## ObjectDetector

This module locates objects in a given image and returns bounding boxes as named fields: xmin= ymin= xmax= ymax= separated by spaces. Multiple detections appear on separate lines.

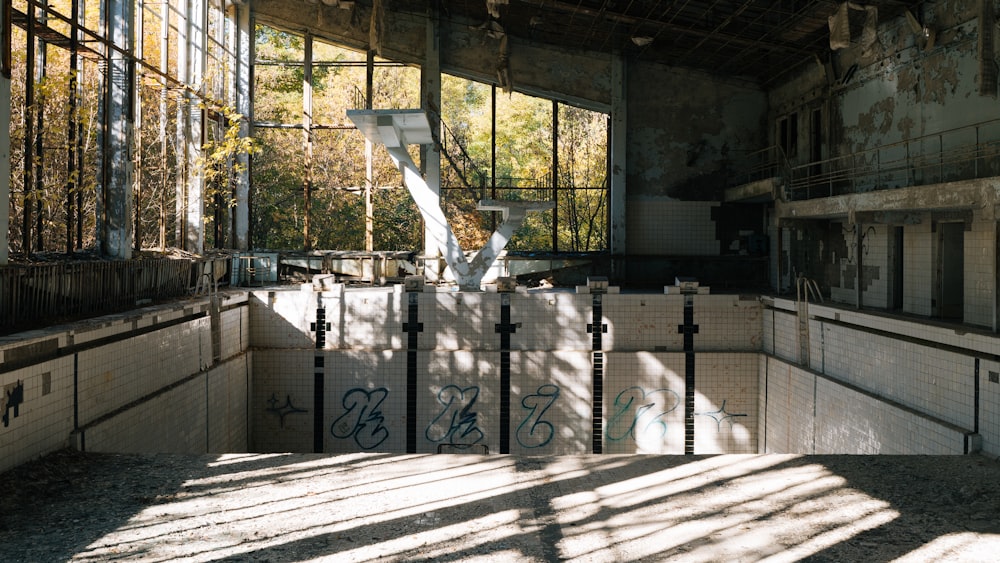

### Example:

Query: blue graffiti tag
xmin=426 ymin=385 xmax=484 ymax=445
xmin=516 ymin=384 xmax=561 ymax=449
xmin=605 ymin=386 xmax=681 ymax=442
xmin=331 ymin=387 xmax=390 ymax=450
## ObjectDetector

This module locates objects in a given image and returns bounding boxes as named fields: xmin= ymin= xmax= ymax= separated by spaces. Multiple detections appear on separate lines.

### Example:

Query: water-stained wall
xmin=771 ymin=0 xmax=1000 ymax=164
xmin=626 ymin=63 xmax=768 ymax=201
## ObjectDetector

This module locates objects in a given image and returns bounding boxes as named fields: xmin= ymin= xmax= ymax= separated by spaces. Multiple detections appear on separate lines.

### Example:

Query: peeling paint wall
xmin=623 ymin=62 xmax=767 ymax=258
xmin=772 ymin=0 xmax=1000 ymax=163
xmin=626 ymin=62 xmax=767 ymax=200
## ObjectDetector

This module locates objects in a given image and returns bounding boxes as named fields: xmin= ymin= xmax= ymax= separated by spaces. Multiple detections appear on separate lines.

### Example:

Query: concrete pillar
xmin=186 ymin=0 xmax=207 ymax=253
xmin=98 ymin=0 xmax=135 ymax=259
xmin=303 ymin=34 xmax=314 ymax=251
xmin=365 ymin=49 xmax=374 ymax=253
xmin=609 ymin=53 xmax=627 ymax=256
xmin=175 ymin=0 xmax=189 ymax=246
xmin=0 ymin=1 xmax=10 ymax=265
xmin=134 ymin=0 xmax=144 ymax=253
xmin=421 ymin=1 xmax=442 ymax=281
xmin=159 ymin=0 xmax=170 ymax=249
xmin=233 ymin=3 xmax=252 ymax=251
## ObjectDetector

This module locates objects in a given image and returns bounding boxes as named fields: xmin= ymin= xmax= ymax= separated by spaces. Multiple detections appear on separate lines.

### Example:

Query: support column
xmin=0 ymin=0 xmax=10 ymax=264
xmin=23 ymin=3 xmax=35 ymax=254
xmin=233 ymin=3 xmax=252 ymax=251
xmin=421 ymin=0 xmax=442 ymax=282
xmin=98 ymin=0 xmax=135 ymax=259
xmin=175 ymin=0 xmax=189 ymax=246
xmin=185 ymin=0 xmax=207 ymax=253
xmin=551 ymin=99 xmax=559 ymax=251
xmin=365 ymin=49 xmax=374 ymax=253
xmin=609 ymin=53 xmax=627 ymax=257
xmin=134 ymin=0 xmax=144 ymax=253
xmin=34 ymin=1 xmax=47 ymax=252
xmin=303 ymin=34 xmax=314 ymax=251
xmin=159 ymin=0 xmax=170 ymax=249
xmin=66 ymin=0 xmax=81 ymax=253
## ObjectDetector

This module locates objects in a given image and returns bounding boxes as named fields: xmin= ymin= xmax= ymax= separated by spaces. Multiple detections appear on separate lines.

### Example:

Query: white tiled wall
xmin=339 ymin=288 xmax=405 ymax=350
xmin=694 ymin=352 xmax=758 ymax=454
xmin=0 ymin=299 xmax=250 ymax=473
xmin=325 ymin=350 xmax=408 ymax=453
xmin=814 ymin=376 xmax=967 ymax=455
xmin=8 ymin=270 xmax=1000 ymax=470
xmin=604 ymin=352 xmax=687 ymax=454
xmin=510 ymin=293 xmax=592 ymax=351
xmin=818 ymin=320 xmax=975 ymax=430
xmin=693 ymin=296 xmax=763 ymax=351
xmin=83 ymin=376 xmax=207 ymax=453
xmin=251 ymin=349 xmax=318 ymax=453
xmin=418 ymin=351 xmax=500 ymax=453
xmin=760 ymin=356 xmax=815 ymax=454
xmin=964 ymin=211 xmax=995 ymax=328
xmin=0 ymin=357 xmax=75 ymax=473
xmin=76 ymin=318 xmax=209 ymax=428
xmin=509 ymin=351 xmax=593 ymax=455
xmin=763 ymin=356 xmax=969 ymax=454
xmin=980 ymin=359 xmax=1000 ymax=457
xmin=208 ymin=358 xmax=250 ymax=452
xmin=602 ymin=294 xmax=684 ymax=351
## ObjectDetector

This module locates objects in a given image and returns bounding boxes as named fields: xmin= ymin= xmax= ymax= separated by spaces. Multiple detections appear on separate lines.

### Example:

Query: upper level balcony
xmin=726 ymin=119 xmax=1000 ymax=220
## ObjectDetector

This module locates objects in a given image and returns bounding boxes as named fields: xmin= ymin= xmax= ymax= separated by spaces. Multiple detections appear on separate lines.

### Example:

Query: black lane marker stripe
xmin=678 ymin=295 xmax=699 ymax=455
xmin=496 ymin=293 xmax=516 ymax=454
xmin=403 ymin=292 xmax=423 ymax=453
xmin=589 ymin=294 xmax=608 ymax=454
xmin=311 ymin=304 xmax=330 ymax=453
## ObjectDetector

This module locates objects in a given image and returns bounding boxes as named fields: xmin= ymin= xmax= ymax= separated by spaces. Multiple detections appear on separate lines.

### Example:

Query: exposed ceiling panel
xmin=387 ymin=0 xmax=925 ymax=85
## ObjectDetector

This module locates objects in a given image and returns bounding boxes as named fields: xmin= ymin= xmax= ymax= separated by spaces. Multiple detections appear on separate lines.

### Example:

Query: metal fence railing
xmin=0 ymin=258 xmax=216 ymax=333
xmin=727 ymin=145 xmax=792 ymax=188
xmin=786 ymin=119 xmax=1000 ymax=200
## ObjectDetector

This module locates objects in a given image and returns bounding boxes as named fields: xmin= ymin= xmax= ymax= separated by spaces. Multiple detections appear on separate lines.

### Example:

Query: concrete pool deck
xmin=2 ymin=450 xmax=999 ymax=562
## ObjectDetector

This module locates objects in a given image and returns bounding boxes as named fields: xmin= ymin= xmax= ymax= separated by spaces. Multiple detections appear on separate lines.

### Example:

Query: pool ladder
xmin=796 ymin=275 xmax=823 ymax=366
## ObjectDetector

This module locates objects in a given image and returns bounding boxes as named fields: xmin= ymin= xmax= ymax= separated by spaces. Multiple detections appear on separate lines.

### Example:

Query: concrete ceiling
xmin=253 ymin=0 xmax=927 ymax=105
xmin=385 ymin=0 xmax=925 ymax=85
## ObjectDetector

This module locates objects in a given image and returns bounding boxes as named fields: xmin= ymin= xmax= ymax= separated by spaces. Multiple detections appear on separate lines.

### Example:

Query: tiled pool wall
xmin=763 ymin=299 xmax=997 ymax=455
xmin=3 ymin=285 xmax=998 ymax=474
xmin=250 ymin=287 xmax=762 ymax=456
xmin=0 ymin=294 xmax=251 ymax=474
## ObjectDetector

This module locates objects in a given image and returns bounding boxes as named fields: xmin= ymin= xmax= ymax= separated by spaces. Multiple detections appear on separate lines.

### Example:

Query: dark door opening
xmin=938 ymin=222 xmax=964 ymax=320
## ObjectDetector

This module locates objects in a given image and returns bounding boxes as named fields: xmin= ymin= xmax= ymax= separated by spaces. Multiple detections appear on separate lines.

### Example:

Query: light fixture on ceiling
xmin=631 ymin=36 xmax=654 ymax=47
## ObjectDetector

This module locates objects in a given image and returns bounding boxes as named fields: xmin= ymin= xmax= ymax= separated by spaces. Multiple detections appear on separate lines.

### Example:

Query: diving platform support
xmin=347 ymin=109 xmax=553 ymax=291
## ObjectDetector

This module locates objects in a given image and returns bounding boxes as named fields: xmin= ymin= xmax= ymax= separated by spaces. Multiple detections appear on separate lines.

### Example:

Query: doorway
xmin=938 ymin=222 xmax=965 ymax=319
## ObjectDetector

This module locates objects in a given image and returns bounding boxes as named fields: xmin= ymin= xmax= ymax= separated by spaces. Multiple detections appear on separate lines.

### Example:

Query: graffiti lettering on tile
xmin=331 ymin=387 xmax=391 ymax=450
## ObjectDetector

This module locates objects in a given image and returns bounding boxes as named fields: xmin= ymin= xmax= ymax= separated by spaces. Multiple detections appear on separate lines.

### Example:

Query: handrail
xmin=728 ymin=145 xmax=793 ymax=188
xmin=796 ymin=275 xmax=823 ymax=305
xmin=786 ymin=118 xmax=1000 ymax=201
xmin=426 ymin=110 xmax=488 ymax=202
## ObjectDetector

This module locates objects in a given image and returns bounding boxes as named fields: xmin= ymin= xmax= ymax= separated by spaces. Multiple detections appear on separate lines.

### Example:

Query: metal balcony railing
xmin=786 ymin=119 xmax=1000 ymax=201
xmin=728 ymin=145 xmax=792 ymax=188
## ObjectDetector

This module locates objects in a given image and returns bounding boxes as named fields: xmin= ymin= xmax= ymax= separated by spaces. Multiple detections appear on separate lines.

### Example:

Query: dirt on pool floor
xmin=1 ymin=449 xmax=1000 ymax=562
